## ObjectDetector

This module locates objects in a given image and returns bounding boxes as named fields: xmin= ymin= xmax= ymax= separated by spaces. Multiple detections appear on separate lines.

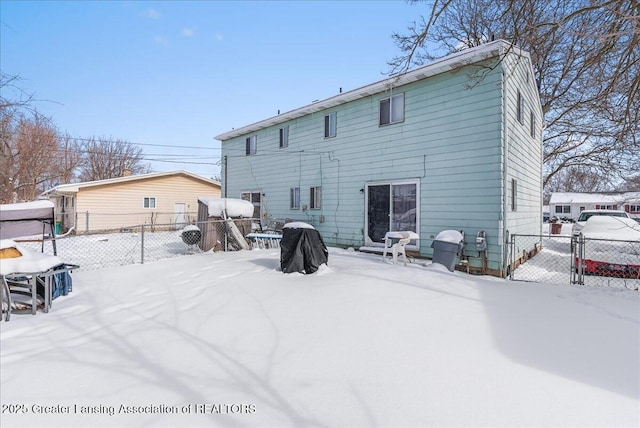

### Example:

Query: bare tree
xmin=543 ymin=166 xmax=611 ymax=201
xmin=618 ymin=175 xmax=640 ymax=192
xmin=78 ymin=136 xmax=152 ymax=181
xmin=0 ymin=111 xmax=62 ymax=202
xmin=0 ymin=105 xmax=19 ymax=203
xmin=390 ymin=0 xmax=639 ymax=188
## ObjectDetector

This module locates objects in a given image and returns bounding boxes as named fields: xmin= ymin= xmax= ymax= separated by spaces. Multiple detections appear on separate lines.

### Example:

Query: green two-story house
xmin=216 ymin=40 xmax=543 ymax=276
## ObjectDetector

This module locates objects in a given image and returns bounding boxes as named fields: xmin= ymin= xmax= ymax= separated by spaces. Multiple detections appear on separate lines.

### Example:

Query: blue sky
xmin=1 ymin=1 xmax=423 ymax=178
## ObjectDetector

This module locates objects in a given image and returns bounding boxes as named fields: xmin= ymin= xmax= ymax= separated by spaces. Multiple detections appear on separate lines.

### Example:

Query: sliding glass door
xmin=366 ymin=180 xmax=419 ymax=245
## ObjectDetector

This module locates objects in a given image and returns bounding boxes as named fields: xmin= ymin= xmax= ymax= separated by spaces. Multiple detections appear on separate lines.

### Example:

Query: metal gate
xmin=509 ymin=233 xmax=639 ymax=290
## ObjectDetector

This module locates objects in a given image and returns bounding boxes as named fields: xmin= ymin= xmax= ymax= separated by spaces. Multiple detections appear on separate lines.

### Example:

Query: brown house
xmin=41 ymin=170 xmax=221 ymax=233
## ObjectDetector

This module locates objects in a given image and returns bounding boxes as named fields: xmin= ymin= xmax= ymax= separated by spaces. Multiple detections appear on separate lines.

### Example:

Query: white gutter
xmin=215 ymin=40 xmax=515 ymax=141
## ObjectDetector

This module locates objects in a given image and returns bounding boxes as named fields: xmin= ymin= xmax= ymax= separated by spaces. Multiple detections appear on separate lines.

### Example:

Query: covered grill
xmin=280 ymin=222 xmax=328 ymax=274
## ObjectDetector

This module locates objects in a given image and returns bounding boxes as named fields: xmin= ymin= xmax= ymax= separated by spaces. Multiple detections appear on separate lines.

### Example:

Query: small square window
xmin=279 ymin=126 xmax=289 ymax=148
xmin=310 ymin=186 xmax=321 ymax=209
xmin=144 ymin=197 xmax=156 ymax=209
xmin=246 ymin=135 xmax=257 ymax=155
xmin=379 ymin=93 xmax=404 ymax=125
xmin=324 ymin=113 xmax=336 ymax=138
xmin=290 ymin=187 xmax=300 ymax=209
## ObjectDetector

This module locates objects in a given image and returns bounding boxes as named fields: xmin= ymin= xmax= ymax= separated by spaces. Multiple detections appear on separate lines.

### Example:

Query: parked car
xmin=572 ymin=209 xmax=632 ymax=235
xmin=575 ymin=216 xmax=640 ymax=278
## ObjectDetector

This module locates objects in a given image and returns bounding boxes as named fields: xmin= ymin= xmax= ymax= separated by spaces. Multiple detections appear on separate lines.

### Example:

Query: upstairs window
xmin=517 ymin=90 xmax=524 ymax=124
xmin=324 ymin=113 xmax=336 ymax=138
xmin=530 ymin=111 xmax=536 ymax=138
xmin=246 ymin=135 xmax=257 ymax=155
xmin=379 ymin=93 xmax=405 ymax=125
xmin=279 ymin=126 xmax=289 ymax=148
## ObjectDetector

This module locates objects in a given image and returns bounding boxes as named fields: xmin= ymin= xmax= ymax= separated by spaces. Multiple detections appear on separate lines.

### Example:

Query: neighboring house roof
xmin=215 ymin=39 xmax=534 ymax=141
xmin=41 ymin=170 xmax=221 ymax=195
xmin=550 ymin=192 xmax=640 ymax=205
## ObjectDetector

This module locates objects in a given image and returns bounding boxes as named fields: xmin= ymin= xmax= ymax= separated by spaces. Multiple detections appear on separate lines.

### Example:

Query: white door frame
xmin=364 ymin=178 xmax=420 ymax=249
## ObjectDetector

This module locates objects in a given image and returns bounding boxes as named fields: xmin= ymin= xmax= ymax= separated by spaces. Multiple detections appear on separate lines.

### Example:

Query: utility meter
xmin=475 ymin=231 xmax=487 ymax=251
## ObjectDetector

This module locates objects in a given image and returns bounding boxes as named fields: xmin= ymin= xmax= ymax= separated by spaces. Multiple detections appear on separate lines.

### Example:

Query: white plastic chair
xmin=382 ymin=232 xmax=413 ymax=266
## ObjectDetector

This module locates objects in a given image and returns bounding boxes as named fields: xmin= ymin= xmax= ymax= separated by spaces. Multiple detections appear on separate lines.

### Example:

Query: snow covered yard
xmin=1 ymin=248 xmax=638 ymax=427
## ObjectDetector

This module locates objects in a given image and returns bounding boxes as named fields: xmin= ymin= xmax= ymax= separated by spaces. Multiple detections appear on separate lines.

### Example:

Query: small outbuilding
xmin=197 ymin=197 xmax=254 ymax=251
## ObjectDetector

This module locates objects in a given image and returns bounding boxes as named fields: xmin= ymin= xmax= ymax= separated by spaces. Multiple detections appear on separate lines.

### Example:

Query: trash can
xmin=431 ymin=230 xmax=464 ymax=272
xmin=55 ymin=220 xmax=62 ymax=235
xmin=550 ymin=223 xmax=562 ymax=234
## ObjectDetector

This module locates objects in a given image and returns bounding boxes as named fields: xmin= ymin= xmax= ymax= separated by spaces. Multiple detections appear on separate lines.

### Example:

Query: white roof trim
xmin=215 ymin=40 xmax=523 ymax=141
xmin=41 ymin=170 xmax=221 ymax=195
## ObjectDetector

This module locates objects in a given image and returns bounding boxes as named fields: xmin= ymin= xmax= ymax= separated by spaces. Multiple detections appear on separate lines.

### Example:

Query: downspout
xmin=501 ymin=65 xmax=510 ymax=277
xmin=223 ymin=155 xmax=228 ymax=198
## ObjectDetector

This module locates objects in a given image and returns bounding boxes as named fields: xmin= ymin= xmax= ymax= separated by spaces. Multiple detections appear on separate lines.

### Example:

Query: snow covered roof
xmin=550 ymin=192 xmax=640 ymax=205
xmin=41 ymin=170 xmax=220 ymax=195
xmin=199 ymin=197 xmax=254 ymax=218
xmin=215 ymin=39 xmax=531 ymax=141
xmin=0 ymin=200 xmax=55 ymax=240
xmin=283 ymin=222 xmax=315 ymax=230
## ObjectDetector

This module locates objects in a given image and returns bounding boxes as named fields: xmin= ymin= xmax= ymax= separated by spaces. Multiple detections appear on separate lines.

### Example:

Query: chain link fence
xmin=510 ymin=233 xmax=639 ymax=290
xmin=61 ymin=211 xmax=199 ymax=235
xmin=17 ymin=218 xmax=266 ymax=271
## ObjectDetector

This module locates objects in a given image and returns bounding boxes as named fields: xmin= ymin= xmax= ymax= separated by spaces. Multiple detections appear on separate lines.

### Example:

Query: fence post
xmin=508 ymin=232 xmax=514 ymax=280
xmin=141 ymin=224 xmax=145 ymax=264
xmin=577 ymin=233 xmax=585 ymax=285
xmin=85 ymin=211 xmax=89 ymax=234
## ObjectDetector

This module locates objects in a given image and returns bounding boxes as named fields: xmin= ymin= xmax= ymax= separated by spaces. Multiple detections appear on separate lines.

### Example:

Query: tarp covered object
xmin=0 ymin=201 xmax=55 ymax=240
xmin=280 ymin=223 xmax=328 ymax=274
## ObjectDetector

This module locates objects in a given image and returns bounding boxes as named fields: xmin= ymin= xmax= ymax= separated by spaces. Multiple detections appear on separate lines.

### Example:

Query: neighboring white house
xmin=550 ymin=192 xmax=640 ymax=221
xmin=41 ymin=171 xmax=221 ymax=233
xmin=216 ymin=40 xmax=543 ymax=277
